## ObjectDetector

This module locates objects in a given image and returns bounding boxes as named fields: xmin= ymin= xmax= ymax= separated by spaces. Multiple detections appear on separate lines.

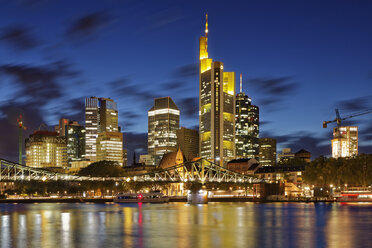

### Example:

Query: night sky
xmin=1 ymin=0 xmax=372 ymax=163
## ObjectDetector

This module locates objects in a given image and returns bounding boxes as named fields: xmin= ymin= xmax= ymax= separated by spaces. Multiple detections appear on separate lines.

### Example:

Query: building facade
xmin=65 ymin=122 xmax=86 ymax=165
xmin=176 ymin=127 xmax=199 ymax=161
xmin=259 ymin=138 xmax=277 ymax=167
xmin=277 ymin=148 xmax=295 ymax=164
xmin=85 ymin=97 xmax=119 ymax=162
xmin=332 ymin=126 xmax=358 ymax=158
xmin=235 ymin=74 xmax=259 ymax=159
xmin=96 ymin=132 xmax=123 ymax=165
xmin=199 ymin=14 xmax=235 ymax=166
xmin=55 ymin=118 xmax=70 ymax=136
xmin=295 ymin=149 xmax=311 ymax=163
xmin=25 ymin=131 xmax=67 ymax=168
xmin=85 ymin=97 xmax=100 ymax=162
xmin=148 ymin=97 xmax=180 ymax=165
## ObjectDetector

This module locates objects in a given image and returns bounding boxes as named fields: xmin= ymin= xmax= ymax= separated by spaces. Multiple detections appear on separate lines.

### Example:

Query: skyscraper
xmin=55 ymin=118 xmax=70 ymax=137
xmin=259 ymin=138 xmax=277 ymax=167
xmin=96 ymin=132 xmax=123 ymax=165
xmin=235 ymin=74 xmax=259 ymax=159
xmin=25 ymin=131 xmax=67 ymax=168
xmin=177 ymin=127 xmax=199 ymax=161
xmin=65 ymin=121 xmax=86 ymax=165
xmin=148 ymin=97 xmax=180 ymax=165
xmin=85 ymin=97 xmax=119 ymax=162
xmin=199 ymin=14 xmax=235 ymax=166
xmin=331 ymin=126 xmax=358 ymax=158
xmin=85 ymin=97 xmax=100 ymax=162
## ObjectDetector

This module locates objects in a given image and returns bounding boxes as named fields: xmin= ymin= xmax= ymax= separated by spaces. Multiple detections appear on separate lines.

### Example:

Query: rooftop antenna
xmin=205 ymin=13 xmax=208 ymax=37
xmin=240 ymin=73 xmax=243 ymax=93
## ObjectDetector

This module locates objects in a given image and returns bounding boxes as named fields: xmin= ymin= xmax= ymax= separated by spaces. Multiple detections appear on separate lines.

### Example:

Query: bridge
xmin=0 ymin=158 xmax=266 ymax=184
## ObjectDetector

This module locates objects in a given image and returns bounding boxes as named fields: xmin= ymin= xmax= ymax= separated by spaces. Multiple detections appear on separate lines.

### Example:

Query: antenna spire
xmin=205 ymin=13 xmax=208 ymax=37
xmin=240 ymin=73 xmax=242 ymax=93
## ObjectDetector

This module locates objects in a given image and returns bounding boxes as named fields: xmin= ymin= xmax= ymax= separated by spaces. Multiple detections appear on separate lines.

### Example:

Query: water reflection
xmin=0 ymin=202 xmax=371 ymax=247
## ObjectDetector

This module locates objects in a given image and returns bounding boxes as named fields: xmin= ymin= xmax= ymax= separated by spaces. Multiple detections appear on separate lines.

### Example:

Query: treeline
xmin=303 ymin=154 xmax=372 ymax=186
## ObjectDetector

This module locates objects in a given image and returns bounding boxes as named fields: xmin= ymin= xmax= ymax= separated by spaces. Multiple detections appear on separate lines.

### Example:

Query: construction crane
xmin=323 ymin=108 xmax=372 ymax=128
xmin=17 ymin=115 xmax=27 ymax=165
xmin=323 ymin=108 xmax=372 ymax=158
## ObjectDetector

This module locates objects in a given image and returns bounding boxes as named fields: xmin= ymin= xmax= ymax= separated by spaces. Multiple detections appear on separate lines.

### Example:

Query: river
xmin=0 ymin=202 xmax=371 ymax=248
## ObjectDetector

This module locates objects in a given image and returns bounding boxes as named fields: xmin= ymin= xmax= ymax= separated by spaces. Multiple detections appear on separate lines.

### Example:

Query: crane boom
xmin=323 ymin=108 xmax=372 ymax=128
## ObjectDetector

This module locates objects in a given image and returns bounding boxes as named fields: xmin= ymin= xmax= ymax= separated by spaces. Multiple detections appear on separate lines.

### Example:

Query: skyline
xmin=1 ymin=1 xmax=372 ymax=163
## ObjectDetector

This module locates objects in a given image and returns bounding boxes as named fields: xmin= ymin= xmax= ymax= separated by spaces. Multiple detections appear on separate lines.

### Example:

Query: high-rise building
xmin=277 ymin=148 xmax=295 ymax=163
xmin=55 ymin=118 xmax=70 ymax=136
xmin=235 ymin=74 xmax=259 ymax=159
xmin=96 ymin=132 xmax=123 ymax=165
xmin=176 ymin=127 xmax=199 ymax=161
xmin=199 ymin=14 xmax=235 ymax=166
xmin=85 ymin=97 xmax=100 ymax=162
xmin=148 ymin=97 xmax=180 ymax=165
xmin=331 ymin=126 xmax=358 ymax=158
xmin=259 ymin=138 xmax=277 ymax=167
xmin=85 ymin=97 xmax=119 ymax=162
xmin=25 ymin=131 xmax=67 ymax=168
xmin=99 ymin=98 xmax=119 ymax=133
xmin=65 ymin=121 xmax=86 ymax=165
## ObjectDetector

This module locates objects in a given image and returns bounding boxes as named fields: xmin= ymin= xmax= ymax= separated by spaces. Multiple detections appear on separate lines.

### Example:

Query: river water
xmin=0 ymin=202 xmax=371 ymax=248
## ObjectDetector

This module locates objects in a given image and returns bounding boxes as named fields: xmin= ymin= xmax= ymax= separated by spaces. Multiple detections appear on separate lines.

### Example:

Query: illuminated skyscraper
xmin=148 ymin=97 xmax=180 ymax=165
xmin=85 ymin=97 xmax=119 ymax=162
xmin=199 ymin=14 xmax=235 ymax=166
xmin=65 ymin=121 xmax=86 ymax=165
xmin=259 ymin=138 xmax=276 ymax=167
xmin=85 ymin=97 xmax=100 ymax=162
xmin=332 ymin=126 xmax=358 ymax=158
xmin=96 ymin=132 xmax=123 ymax=165
xmin=235 ymin=74 xmax=259 ymax=159
xmin=25 ymin=131 xmax=67 ymax=168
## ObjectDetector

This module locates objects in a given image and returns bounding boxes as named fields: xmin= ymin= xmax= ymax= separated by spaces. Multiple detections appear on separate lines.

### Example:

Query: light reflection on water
xmin=0 ymin=202 xmax=371 ymax=248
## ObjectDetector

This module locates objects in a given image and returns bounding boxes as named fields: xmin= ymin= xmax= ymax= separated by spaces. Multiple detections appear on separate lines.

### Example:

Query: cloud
xmin=109 ymin=78 xmax=159 ymax=106
xmin=249 ymin=76 xmax=300 ymax=111
xmin=177 ymin=97 xmax=198 ymax=118
xmin=148 ymin=7 xmax=183 ymax=29
xmin=335 ymin=95 xmax=372 ymax=113
xmin=249 ymin=76 xmax=297 ymax=95
xmin=0 ymin=61 xmax=78 ymax=104
xmin=172 ymin=63 xmax=198 ymax=78
xmin=0 ymin=25 xmax=39 ymax=51
xmin=160 ymin=80 xmax=188 ymax=92
xmin=259 ymin=120 xmax=271 ymax=127
xmin=65 ymin=11 xmax=111 ymax=39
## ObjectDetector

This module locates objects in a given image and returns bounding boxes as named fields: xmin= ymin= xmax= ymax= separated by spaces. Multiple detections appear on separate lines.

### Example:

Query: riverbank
xmin=0 ymin=197 xmax=336 ymax=204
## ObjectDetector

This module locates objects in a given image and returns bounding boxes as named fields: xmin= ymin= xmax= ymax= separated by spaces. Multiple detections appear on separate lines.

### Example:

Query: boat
xmin=114 ymin=192 xmax=170 ymax=203
xmin=335 ymin=187 xmax=372 ymax=202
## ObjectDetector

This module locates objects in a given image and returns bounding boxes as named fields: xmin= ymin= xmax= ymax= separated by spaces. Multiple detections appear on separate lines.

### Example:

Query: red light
xmin=138 ymin=194 xmax=143 ymax=200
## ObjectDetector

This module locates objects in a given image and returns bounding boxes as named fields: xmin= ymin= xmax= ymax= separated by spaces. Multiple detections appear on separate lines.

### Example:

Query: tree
xmin=303 ymin=154 xmax=372 ymax=187
xmin=78 ymin=160 xmax=127 ymax=177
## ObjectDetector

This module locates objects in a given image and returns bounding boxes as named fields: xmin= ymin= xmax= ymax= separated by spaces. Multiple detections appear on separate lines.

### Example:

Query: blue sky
xmin=0 ymin=0 xmax=372 ymax=162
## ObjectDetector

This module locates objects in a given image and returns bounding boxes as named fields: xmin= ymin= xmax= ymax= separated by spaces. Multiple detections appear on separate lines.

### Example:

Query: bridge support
xmin=187 ymin=189 xmax=208 ymax=204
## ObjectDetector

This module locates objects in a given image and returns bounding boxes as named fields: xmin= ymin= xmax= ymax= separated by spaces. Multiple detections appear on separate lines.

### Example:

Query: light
xmin=42 ymin=176 xmax=46 ymax=182
xmin=138 ymin=194 xmax=143 ymax=200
